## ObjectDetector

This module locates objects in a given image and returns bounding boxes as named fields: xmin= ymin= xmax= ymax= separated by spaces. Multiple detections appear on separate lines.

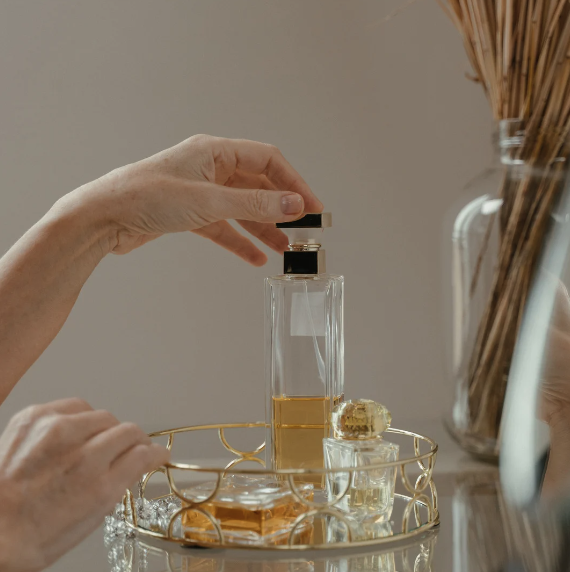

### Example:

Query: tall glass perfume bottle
xmin=265 ymin=213 xmax=344 ymax=485
xmin=323 ymin=399 xmax=399 ymax=520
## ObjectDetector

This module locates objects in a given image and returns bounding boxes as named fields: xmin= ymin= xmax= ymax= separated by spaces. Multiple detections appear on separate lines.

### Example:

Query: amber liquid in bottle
xmin=182 ymin=495 xmax=313 ymax=545
xmin=272 ymin=395 xmax=343 ymax=485
xmin=181 ymin=477 xmax=314 ymax=546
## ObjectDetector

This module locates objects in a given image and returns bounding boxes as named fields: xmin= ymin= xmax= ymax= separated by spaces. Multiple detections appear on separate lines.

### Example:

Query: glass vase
xmin=446 ymin=119 xmax=569 ymax=460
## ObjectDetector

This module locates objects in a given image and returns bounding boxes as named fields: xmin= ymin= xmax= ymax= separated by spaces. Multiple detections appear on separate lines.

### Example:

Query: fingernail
xmin=281 ymin=194 xmax=303 ymax=215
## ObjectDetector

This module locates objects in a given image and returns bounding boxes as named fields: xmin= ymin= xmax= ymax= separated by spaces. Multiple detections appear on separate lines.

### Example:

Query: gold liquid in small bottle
xmin=272 ymin=394 xmax=343 ymax=486
xmin=181 ymin=476 xmax=313 ymax=546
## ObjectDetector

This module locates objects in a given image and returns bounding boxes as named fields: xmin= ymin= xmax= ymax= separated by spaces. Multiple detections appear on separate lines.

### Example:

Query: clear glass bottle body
xmin=265 ymin=274 xmax=344 ymax=483
xmin=323 ymin=437 xmax=399 ymax=520
xmin=445 ymin=119 xmax=567 ymax=459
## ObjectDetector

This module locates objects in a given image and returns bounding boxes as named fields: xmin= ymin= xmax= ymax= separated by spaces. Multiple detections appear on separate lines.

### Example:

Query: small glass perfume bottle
xmin=323 ymin=399 xmax=399 ymax=520
xmin=265 ymin=213 xmax=344 ymax=485
xmin=181 ymin=475 xmax=313 ymax=546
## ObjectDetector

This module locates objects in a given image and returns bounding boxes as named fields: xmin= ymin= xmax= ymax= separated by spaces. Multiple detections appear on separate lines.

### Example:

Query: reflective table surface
xmin=46 ymin=420 xmax=512 ymax=572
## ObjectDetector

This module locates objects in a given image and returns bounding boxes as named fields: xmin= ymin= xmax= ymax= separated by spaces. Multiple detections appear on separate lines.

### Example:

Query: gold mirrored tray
xmin=121 ymin=422 xmax=439 ymax=551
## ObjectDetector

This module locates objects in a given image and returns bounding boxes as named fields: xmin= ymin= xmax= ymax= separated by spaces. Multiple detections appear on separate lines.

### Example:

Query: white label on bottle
xmin=290 ymin=292 xmax=326 ymax=336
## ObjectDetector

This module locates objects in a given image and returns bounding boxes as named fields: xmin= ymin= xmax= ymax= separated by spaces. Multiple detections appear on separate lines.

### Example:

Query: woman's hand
xmin=0 ymin=133 xmax=322 ymax=401
xmin=60 ymin=135 xmax=323 ymax=266
xmin=0 ymin=398 xmax=169 ymax=572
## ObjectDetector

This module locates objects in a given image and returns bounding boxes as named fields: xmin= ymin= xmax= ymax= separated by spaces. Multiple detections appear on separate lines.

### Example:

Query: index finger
xmin=213 ymin=138 xmax=324 ymax=214
xmin=9 ymin=398 xmax=93 ymax=429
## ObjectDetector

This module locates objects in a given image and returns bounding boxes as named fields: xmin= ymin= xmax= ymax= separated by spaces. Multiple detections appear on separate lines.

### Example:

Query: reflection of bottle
xmin=324 ymin=400 xmax=398 ymax=520
xmin=265 ymin=213 xmax=344 ymax=485
xmin=326 ymin=519 xmax=396 ymax=572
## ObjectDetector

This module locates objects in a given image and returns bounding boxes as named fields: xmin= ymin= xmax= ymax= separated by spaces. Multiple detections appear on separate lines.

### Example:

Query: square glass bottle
xmin=181 ymin=475 xmax=314 ymax=546
xmin=265 ymin=213 xmax=344 ymax=486
xmin=323 ymin=400 xmax=399 ymax=520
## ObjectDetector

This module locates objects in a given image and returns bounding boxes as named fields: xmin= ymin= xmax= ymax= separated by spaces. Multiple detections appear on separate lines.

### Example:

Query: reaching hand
xmin=61 ymin=134 xmax=323 ymax=265
xmin=0 ymin=398 xmax=169 ymax=572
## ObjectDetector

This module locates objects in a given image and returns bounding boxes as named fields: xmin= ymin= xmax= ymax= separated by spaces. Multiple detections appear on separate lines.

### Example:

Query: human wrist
xmin=0 ymin=497 xmax=35 ymax=572
xmin=47 ymin=171 xmax=126 ymax=257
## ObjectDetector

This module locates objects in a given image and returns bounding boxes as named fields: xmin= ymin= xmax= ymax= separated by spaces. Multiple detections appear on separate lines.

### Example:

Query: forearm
xmin=0 ymin=184 xmax=114 ymax=404
xmin=0 ymin=134 xmax=320 ymax=405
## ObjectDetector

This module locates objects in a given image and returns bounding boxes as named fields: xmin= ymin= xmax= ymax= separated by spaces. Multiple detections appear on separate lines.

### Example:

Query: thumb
xmin=209 ymin=186 xmax=305 ymax=223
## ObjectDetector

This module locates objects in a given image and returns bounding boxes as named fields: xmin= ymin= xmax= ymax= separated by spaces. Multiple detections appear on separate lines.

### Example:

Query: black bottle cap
xmin=276 ymin=213 xmax=332 ymax=229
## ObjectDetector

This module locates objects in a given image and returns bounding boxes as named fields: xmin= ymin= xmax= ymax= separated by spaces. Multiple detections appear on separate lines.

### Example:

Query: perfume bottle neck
xmin=283 ymin=246 xmax=326 ymax=274
xmin=288 ymin=242 xmax=322 ymax=252
xmin=282 ymin=228 xmax=326 ymax=273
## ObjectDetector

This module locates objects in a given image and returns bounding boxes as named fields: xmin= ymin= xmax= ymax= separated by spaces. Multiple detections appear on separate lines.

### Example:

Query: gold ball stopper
xmin=331 ymin=399 xmax=392 ymax=440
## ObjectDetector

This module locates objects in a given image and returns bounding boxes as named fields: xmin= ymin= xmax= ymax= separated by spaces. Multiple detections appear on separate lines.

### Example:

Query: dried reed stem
xmin=439 ymin=0 xmax=570 ymax=442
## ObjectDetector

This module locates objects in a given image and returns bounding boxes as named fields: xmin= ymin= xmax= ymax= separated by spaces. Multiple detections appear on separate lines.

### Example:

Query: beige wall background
xmin=0 ymin=0 xmax=490 ymax=434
